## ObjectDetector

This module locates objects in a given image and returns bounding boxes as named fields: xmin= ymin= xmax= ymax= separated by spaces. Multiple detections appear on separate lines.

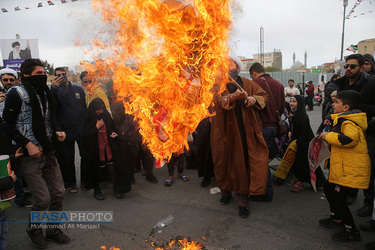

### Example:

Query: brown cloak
xmin=210 ymin=77 xmax=269 ymax=195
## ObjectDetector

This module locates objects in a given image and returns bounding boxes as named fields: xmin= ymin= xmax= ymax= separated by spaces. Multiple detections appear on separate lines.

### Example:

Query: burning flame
xmin=83 ymin=0 xmax=232 ymax=161
xmin=155 ymin=238 xmax=204 ymax=250
xmin=100 ymin=246 xmax=120 ymax=250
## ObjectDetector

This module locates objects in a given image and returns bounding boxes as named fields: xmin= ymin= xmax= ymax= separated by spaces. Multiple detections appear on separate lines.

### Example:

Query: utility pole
xmin=340 ymin=0 xmax=348 ymax=60
xmin=260 ymin=26 xmax=264 ymax=66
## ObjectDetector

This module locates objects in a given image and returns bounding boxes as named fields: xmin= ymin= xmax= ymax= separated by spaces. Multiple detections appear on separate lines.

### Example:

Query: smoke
xmin=229 ymin=0 xmax=244 ymax=57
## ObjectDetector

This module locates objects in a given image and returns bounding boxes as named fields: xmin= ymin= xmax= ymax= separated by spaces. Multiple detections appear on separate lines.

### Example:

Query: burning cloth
xmin=84 ymin=0 xmax=233 ymax=162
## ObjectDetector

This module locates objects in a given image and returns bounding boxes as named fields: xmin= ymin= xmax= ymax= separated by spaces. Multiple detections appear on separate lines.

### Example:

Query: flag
xmin=15 ymin=6 xmax=21 ymax=11
xmin=48 ymin=1 xmax=55 ymax=5
xmin=38 ymin=2 xmax=43 ymax=7
xmin=61 ymin=0 xmax=68 ymax=3
xmin=308 ymin=136 xmax=330 ymax=192
xmin=346 ymin=44 xmax=358 ymax=53
xmin=1 ymin=8 xmax=8 ymax=12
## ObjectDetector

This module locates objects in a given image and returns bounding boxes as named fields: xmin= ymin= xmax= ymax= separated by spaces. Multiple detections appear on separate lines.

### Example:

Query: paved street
xmin=6 ymin=105 xmax=374 ymax=250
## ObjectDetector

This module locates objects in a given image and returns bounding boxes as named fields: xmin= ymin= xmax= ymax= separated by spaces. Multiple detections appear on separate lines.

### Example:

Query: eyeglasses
xmin=344 ymin=64 xmax=359 ymax=69
xmin=56 ymin=73 xmax=67 ymax=77
xmin=83 ymin=80 xmax=92 ymax=84
xmin=2 ymin=78 xmax=15 ymax=83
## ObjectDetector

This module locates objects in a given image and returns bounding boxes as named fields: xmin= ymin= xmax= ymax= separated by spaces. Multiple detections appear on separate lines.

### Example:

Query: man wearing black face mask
xmin=1 ymin=59 xmax=71 ymax=248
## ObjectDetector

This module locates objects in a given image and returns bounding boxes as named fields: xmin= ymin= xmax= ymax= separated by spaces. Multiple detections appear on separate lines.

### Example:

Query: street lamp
xmin=340 ymin=0 xmax=348 ymax=61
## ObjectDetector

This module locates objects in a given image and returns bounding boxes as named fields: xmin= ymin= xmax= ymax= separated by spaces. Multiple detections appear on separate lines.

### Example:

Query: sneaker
xmin=319 ymin=217 xmax=344 ymax=229
xmin=239 ymin=206 xmax=249 ymax=218
xmin=360 ymin=219 xmax=375 ymax=232
xmin=27 ymin=229 xmax=47 ymax=249
xmin=286 ymin=178 xmax=298 ymax=187
xmin=220 ymin=195 xmax=231 ymax=205
xmin=146 ymin=174 xmax=158 ymax=184
xmin=16 ymin=199 xmax=33 ymax=208
xmin=291 ymin=181 xmax=304 ymax=192
xmin=46 ymin=228 xmax=71 ymax=244
xmin=357 ymin=206 xmax=373 ymax=217
xmin=331 ymin=229 xmax=360 ymax=242
xmin=93 ymin=188 xmax=105 ymax=200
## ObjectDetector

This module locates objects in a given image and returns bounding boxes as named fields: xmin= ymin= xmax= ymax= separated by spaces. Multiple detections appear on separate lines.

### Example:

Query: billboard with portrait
xmin=0 ymin=39 xmax=39 ymax=71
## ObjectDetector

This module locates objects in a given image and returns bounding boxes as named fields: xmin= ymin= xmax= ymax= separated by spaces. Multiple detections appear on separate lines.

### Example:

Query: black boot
xmin=94 ymin=188 xmax=104 ymax=200
xmin=46 ymin=228 xmax=71 ymax=244
xmin=27 ymin=228 xmax=47 ymax=249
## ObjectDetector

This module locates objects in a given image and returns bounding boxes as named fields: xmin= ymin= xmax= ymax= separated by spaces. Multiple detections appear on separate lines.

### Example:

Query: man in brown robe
xmin=210 ymin=58 xmax=269 ymax=218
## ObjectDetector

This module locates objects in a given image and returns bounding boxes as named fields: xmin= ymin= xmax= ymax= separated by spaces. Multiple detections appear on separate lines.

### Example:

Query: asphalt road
xmin=6 ymin=104 xmax=374 ymax=250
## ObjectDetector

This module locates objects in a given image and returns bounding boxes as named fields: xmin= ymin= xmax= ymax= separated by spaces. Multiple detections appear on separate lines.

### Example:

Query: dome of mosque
xmin=290 ymin=61 xmax=304 ymax=71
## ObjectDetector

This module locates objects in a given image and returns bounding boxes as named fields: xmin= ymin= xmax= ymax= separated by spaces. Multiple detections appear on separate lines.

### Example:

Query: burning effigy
xmin=83 ymin=0 xmax=232 ymax=162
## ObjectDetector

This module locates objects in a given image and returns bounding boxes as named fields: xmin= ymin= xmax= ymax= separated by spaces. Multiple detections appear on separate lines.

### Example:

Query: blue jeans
xmin=0 ymin=211 xmax=7 ymax=250
xmin=262 ymin=126 xmax=278 ymax=198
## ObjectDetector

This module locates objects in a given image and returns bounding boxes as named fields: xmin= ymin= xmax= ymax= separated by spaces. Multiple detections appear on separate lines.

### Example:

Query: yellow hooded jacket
xmin=326 ymin=110 xmax=371 ymax=189
xmin=85 ymin=83 xmax=111 ymax=112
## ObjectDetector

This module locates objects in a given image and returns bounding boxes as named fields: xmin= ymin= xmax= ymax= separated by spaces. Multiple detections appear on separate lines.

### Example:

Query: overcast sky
xmin=0 ymin=0 xmax=374 ymax=71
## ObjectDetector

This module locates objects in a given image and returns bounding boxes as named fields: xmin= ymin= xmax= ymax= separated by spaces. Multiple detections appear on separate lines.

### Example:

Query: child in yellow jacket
xmin=318 ymin=90 xmax=371 ymax=242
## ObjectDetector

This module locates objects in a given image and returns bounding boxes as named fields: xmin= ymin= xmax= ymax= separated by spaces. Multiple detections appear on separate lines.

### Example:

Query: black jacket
xmin=51 ymin=83 xmax=86 ymax=141
xmin=336 ymin=71 xmax=375 ymax=120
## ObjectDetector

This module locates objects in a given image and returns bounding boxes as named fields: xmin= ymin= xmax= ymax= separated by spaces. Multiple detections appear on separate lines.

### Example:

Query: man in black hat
xmin=364 ymin=54 xmax=375 ymax=75
xmin=8 ymin=40 xmax=31 ymax=60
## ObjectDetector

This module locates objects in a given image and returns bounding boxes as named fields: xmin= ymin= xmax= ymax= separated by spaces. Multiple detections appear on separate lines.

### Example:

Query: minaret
xmin=304 ymin=51 xmax=307 ymax=68
xmin=293 ymin=52 xmax=296 ymax=64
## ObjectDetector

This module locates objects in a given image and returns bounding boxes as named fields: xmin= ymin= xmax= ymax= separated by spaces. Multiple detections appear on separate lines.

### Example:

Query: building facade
xmin=357 ymin=38 xmax=375 ymax=56
xmin=253 ymin=49 xmax=282 ymax=69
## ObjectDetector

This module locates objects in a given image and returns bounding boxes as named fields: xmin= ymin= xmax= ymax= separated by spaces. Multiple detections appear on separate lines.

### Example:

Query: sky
xmin=0 ymin=0 xmax=374 ymax=71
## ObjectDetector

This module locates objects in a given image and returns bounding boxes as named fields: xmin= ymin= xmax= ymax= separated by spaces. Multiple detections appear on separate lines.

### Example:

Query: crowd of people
xmin=0 ymin=54 xmax=374 ymax=249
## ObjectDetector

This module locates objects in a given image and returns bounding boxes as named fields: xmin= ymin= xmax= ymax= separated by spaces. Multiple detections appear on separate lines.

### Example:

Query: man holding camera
xmin=51 ymin=67 xmax=86 ymax=194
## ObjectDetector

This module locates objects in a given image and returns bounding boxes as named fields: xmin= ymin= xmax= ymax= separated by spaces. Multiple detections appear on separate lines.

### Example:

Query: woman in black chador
xmin=287 ymin=95 xmax=326 ymax=192
xmin=81 ymin=98 xmax=131 ymax=200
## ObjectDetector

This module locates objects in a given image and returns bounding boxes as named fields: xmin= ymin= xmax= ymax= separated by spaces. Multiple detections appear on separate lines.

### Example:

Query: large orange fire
xmin=84 ymin=0 xmax=232 ymax=161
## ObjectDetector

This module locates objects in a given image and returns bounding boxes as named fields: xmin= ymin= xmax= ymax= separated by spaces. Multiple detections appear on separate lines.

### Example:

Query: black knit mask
xmin=28 ymin=75 xmax=47 ymax=93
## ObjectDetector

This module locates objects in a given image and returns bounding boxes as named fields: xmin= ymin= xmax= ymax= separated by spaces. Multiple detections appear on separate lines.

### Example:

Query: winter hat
xmin=364 ymin=54 xmax=375 ymax=69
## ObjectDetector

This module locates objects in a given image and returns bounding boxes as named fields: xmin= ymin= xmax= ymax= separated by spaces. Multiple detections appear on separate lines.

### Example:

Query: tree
xmin=41 ymin=60 xmax=54 ymax=75
xmin=264 ymin=66 xmax=282 ymax=72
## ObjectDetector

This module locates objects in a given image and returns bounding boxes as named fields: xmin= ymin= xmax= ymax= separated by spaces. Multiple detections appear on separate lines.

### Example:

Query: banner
xmin=0 ymin=39 xmax=39 ymax=71
xmin=308 ymin=136 xmax=330 ymax=192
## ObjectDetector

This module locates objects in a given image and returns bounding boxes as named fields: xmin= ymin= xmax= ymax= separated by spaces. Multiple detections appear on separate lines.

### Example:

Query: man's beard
xmin=5 ymin=84 xmax=13 ymax=90
xmin=12 ymin=49 xmax=21 ymax=59
xmin=228 ymin=69 xmax=238 ymax=79
xmin=346 ymin=70 xmax=360 ymax=79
